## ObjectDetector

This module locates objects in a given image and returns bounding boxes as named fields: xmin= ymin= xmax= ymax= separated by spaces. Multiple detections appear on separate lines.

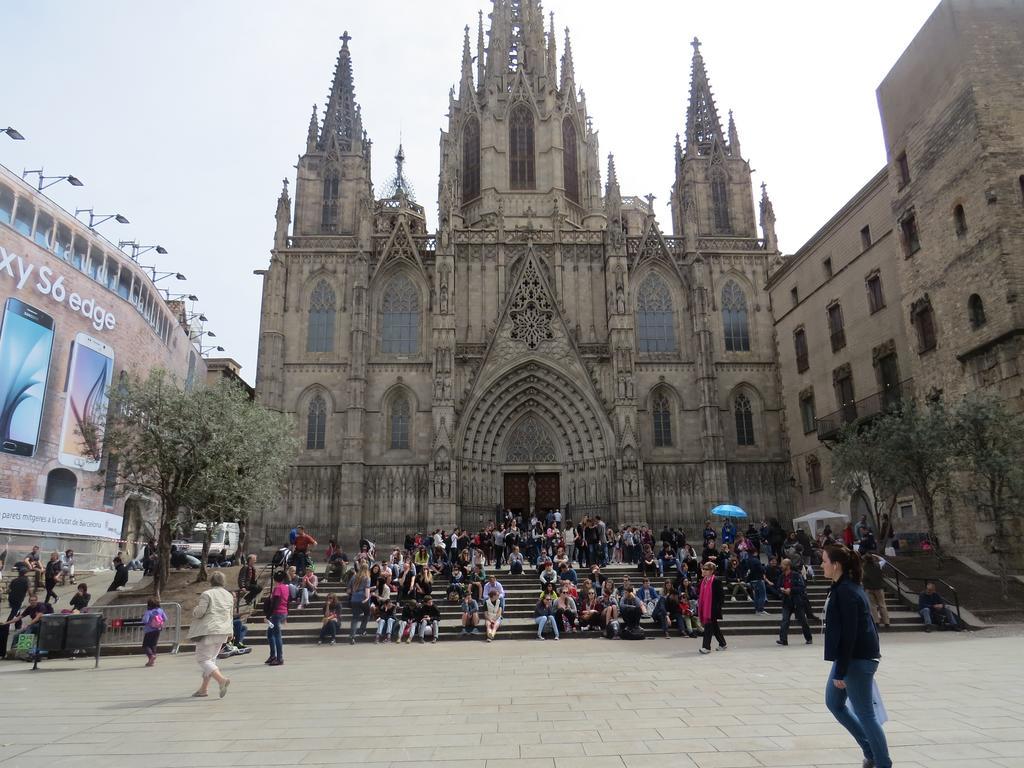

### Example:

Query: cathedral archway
xmin=455 ymin=360 xmax=616 ymax=527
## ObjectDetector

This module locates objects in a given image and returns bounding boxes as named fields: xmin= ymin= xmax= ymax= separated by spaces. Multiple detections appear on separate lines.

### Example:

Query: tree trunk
xmin=238 ymin=519 xmax=248 ymax=563
xmin=155 ymin=512 xmax=172 ymax=601
xmin=196 ymin=527 xmax=213 ymax=583
xmin=920 ymin=492 xmax=944 ymax=565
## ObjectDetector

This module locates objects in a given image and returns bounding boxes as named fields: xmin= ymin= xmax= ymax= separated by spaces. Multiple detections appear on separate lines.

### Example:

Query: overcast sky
xmin=2 ymin=0 xmax=937 ymax=384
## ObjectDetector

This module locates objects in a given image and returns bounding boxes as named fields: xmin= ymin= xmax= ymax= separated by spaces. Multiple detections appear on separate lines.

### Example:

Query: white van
xmin=178 ymin=522 xmax=241 ymax=560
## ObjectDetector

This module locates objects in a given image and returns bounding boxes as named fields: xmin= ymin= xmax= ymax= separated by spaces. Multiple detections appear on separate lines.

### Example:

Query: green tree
xmin=829 ymin=418 xmax=903 ymax=535
xmin=880 ymin=399 xmax=955 ymax=559
xmin=952 ymin=395 xmax=1024 ymax=597
xmin=100 ymin=370 xmax=296 ymax=597
xmin=186 ymin=379 xmax=296 ymax=582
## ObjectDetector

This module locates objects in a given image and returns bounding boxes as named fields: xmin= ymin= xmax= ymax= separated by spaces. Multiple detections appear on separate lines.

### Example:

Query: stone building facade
xmin=767 ymin=170 xmax=916 ymax=525
xmin=253 ymin=3 xmax=790 ymax=546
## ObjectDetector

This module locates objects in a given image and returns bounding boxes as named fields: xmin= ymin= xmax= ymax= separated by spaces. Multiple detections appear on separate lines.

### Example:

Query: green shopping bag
xmin=14 ymin=633 xmax=36 ymax=660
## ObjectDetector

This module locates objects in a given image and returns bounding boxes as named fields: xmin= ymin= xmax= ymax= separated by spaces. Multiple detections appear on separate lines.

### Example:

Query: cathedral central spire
xmin=319 ymin=31 xmax=363 ymax=153
xmin=684 ymin=37 xmax=727 ymax=157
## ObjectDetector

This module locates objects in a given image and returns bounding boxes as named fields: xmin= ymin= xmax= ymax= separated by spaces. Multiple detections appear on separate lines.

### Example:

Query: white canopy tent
xmin=792 ymin=509 xmax=849 ymax=537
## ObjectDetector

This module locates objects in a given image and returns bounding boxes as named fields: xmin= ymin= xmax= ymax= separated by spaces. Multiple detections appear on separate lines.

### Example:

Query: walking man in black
xmin=777 ymin=557 xmax=813 ymax=645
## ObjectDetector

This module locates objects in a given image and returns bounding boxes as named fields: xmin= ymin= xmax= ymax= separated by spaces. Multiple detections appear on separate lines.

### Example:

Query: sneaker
xmin=553 ymin=636 xmax=559 ymax=641
xmin=471 ymin=628 xmax=481 ymax=634
xmin=329 ymin=639 xmax=336 ymax=646
xmin=699 ymin=648 xmax=711 ymax=655
xmin=716 ymin=644 xmax=728 ymax=651
xmin=349 ymin=638 xmax=355 ymax=645
xmin=923 ymin=625 xmax=933 ymax=633
xmin=776 ymin=640 xmax=788 ymax=646
xmin=237 ymin=646 xmax=252 ymax=655
xmin=268 ymin=658 xmax=284 ymax=666
xmin=536 ymin=636 xmax=545 ymax=641
xmin=805 ymin=639 xmax=813 ymax=645
xmin=486 ymin=637 xmax=492 ymax=643
xmin=264 ymin=656 xmax=276 ymax=665
xmin=730 ymin=597 xmax=737 ymax=602
xmin=432 ymin=636 xmax=438 ymax=644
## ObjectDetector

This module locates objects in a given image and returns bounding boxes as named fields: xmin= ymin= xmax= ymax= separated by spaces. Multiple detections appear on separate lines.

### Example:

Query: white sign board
xmin=0 ymin=497 xmax=122 ymax=540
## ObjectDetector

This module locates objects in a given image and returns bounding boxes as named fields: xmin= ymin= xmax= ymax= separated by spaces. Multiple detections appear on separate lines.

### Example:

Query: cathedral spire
xmin=306 ymin=104 xmax=319 ymax=153
xmin=476 ymin=10 xmax=486 ymax=89
xmin=546 ymin=11 xmax=557 ymax=84
xmin=561 ymin=27 xmax=575 ymax=93
xmin=684 ymin=37 xmax=726 ymax=157
xmin=319 ymin=31 xmax=361 ymax=153
xmin=759 ymin=182 xmax=778 ymax=252
xmin=605 ymin=153 xmax=622 ymax=217
xmin=727 ymin=109 xmax=741 ymax=157
xmin=274 ymin=178 xmax=290 ymax=249
xmin=460 ymin=24 xmax=474 ymax=97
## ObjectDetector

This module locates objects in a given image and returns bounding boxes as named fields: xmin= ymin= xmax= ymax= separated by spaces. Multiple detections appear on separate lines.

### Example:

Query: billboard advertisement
xmin=58 ymin=332 xmax=114 ymax=472
xmin=0 ymin=297 xmax=55 ymax=457
xmin=0 ymin=496 xmax=122 ymax=539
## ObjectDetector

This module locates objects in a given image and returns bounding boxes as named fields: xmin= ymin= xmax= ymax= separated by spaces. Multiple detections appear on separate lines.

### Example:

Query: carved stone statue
xmin=615 ymin=286 xmax=626 ymax=314
xmin=439 ymin=281 xmax=449 ymax=314
xmin=528 ymin=469 xmax=537 ymax=513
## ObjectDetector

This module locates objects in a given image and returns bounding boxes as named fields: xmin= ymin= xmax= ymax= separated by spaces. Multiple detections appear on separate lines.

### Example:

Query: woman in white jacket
xmin=189 ymin=571 xmax=234 ymax=698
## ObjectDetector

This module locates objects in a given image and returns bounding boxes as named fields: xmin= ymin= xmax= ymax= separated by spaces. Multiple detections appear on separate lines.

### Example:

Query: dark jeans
xmin=142 ymin=629 xmax=160 ymax=659
xmin=701 ymin=619 xmax=726 ymax=650
xmin=233 ymin=617 xmax=247 ymax=646
xmin=825 ymin=659 xmax=891 ymax=768
xmin=267 ymin=614 xmax=285 ymax=660
xmin=350 ymin=602 xmax=369 ymax=638
xmin=780 ymin=598 xmax=812 ymax=643
xmin=750 ymin=580 xmax=767 ymax=612
xmin=320 ymin=618 xmax=340 ymax=642
xmin=293 ymin=551 xmax=309 ymax=576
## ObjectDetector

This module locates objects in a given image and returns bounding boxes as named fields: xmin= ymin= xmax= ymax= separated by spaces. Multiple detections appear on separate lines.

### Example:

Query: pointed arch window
xmin=637 ymin=273 xmax=676 ymax=353
xmin=462 ymin=117 xmax=480 ymax=203
xmin=390 ymin=396 xmax=411 ymax=450
xmin=307 ymin=280 xmax=336 ymax=353
xmin=321 ymin=171 xmax=340 ymax=232
xmin=381 ymin=275 xmax=420 ymax=354
xmin=652 ymin=393 xmax=673 ymax=447
xmin=711 ymin=170 xmax=731 ymax=233
xmin=562 ymin=118 xmax=579 ymax=204
xmin=722 ymin=280 xmax=750 ymax=352
xmin=306 ymin=394 xmax=326 ymax=450
xmin=735 ymin=393 xmax=755 ymax=446
xmin=968 ymin=294 xmax=986 ymax=329
xmin=509 ymin=104 xmax=535 ymax=190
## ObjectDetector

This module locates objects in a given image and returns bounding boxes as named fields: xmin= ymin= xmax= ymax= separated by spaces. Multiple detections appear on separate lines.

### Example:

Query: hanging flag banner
xmin=0 ymin=496 xmax=122 ymax=539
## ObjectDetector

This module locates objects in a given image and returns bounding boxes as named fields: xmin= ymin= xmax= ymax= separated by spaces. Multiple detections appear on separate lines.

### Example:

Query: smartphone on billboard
xmin=0 ymin=297 xmax=56 ymax=457
xmin=58 ymin=332 xmax=115 ymax=472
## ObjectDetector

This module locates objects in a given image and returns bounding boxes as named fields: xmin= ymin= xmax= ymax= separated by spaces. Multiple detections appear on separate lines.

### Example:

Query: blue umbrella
xmin=711 ymin=504 xmax=747 ymax=518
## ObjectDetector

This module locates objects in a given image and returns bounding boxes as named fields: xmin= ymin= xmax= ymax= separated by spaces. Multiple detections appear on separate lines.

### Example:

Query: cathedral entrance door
xmin=503 ymin=472 xmax=560 ymax=517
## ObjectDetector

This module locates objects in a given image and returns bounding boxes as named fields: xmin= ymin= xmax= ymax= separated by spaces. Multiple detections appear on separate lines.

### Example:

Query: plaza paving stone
xmin=0 ymin=627 xmax=1021 ymax=767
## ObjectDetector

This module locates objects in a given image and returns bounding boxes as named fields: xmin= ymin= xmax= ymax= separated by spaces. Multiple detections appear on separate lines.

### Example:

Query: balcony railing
xmin=815 ymin=379 xmax=912 ymax=441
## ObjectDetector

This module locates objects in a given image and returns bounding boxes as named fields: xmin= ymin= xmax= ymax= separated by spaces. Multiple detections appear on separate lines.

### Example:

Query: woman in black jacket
xmin=822 ymin=545 xmax=891 ymax=768
xmin=696 ymin=562 xmax=727 ymax=654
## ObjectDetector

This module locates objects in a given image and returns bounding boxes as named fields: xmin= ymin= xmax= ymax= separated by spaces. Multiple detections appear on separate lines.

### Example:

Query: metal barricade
xmin=93 ymin=602 xmax=182 ymax=654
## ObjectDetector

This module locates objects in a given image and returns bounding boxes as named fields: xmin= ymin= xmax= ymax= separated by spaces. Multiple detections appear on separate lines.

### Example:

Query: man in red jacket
xmin=292 ymin=526 xmax=318 ymax=576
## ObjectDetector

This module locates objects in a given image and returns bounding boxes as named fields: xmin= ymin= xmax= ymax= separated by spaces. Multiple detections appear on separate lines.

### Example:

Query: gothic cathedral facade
xmin=254 ymin=1 xmax=791 ymax=547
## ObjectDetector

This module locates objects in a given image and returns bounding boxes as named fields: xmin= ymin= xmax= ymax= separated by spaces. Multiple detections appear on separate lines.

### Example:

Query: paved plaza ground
xmin=0 ymin=627 xmax=1021 ymax=768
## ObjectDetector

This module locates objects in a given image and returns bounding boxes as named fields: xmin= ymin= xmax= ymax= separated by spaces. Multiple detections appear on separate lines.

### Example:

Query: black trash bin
xmin=37 ymin=614 xmax=67 ymax=655
xmin=30 ymin=613 xmax=104 ymax=670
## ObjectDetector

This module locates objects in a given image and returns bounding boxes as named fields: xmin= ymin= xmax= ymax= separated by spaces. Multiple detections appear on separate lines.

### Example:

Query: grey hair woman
xmin=188 ymin=571 xmax=235 ymax=698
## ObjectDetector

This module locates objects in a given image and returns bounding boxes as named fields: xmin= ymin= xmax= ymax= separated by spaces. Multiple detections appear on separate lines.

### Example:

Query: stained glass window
xmin=307 ymin=280 xmax=336 ymax=352
xmin=637 ymin=274 xmax=676 ymax=353
xmin=722 ymin=280 xmax=750 ymax=352
xmin=381 ymin=275 xmax=420 ymax=354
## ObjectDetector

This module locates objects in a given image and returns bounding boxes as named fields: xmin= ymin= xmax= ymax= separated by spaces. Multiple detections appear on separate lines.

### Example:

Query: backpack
xmin=148 ymin=611 xmax=166 ymax=631
xmin=262 ymin=593 xmax=281 ymax=618
xmin=605 ymin=619 xmax=621 ymax=639
xmin=621 ymin=624 xmax=646 ymax=640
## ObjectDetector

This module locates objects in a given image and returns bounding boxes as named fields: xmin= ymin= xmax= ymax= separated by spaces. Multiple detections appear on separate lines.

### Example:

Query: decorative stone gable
xmin=505 ymin=415 xmax=558 ymax=463
xmin=509 ymin=259 xmax=555 ymax=350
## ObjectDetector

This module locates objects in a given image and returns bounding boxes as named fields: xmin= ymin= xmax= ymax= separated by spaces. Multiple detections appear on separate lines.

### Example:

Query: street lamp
xmin=200 ymin=344 xmax=225 ymax=356
xmin=165 ymin=292 xmax=199 ymax=303
xmin=186 ymin=311 xmax=208 ymax=323
xmin=119 ymin=240 xmax=167 ymax=261
xmin=22 ymin=169 xmax=83 ymax=191
xmin=75 ymin=208 xmax=129 ymax=228
xmin=147 ymin=270 xmax=186 ymax=283
xmin=2 ymin=127 xmax=25 ymax=140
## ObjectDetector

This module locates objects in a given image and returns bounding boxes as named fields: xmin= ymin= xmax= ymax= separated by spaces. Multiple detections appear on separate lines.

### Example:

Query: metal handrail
xmin=880 ymin=559 xmax=962 ymax=625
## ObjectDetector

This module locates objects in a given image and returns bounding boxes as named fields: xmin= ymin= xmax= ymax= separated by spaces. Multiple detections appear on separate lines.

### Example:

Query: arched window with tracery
xmin=652 ymin=392 xmax=673 ymax=447
xmin=711 ymin=170 xmax=731 ymax=233
xmin=306 ymin=394 xmax=326 ymax=450
xmin=307 ymin=280 xmax=336 ymax=353
xmin=722 ymin=280 xmax=750 ymax=352
xmin=509 ymin=104 xmax=535 ymax=190
xmin=381 ymin=275 xmax=420 ymax=354
xmin=637 ymin=273 xmax=676 ymax=353
xmin=734 ymin=393 xmax=755 ymax=446
xmin=562 ymin=118 xmax=579 ymax=204
xmin=390 ymin=396 xmax=410 ymax=450
xmin=462 ymin=117 xmax=480 ymax=202
xmin=321 ymin=171 xmax=339 ymax=232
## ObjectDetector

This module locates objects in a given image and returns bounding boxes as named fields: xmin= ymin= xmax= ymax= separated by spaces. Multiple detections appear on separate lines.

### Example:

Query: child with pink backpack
xmin=141 ymin=598 xmax=167 ymax=667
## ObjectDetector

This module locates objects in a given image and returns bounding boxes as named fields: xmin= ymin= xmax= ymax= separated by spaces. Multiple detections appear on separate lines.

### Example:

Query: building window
xmin=877 ymin=352 xmax=902 ymax=410
xmin=806 ymin=456 xmax=823 ymax=492
xmin=898 ymin=500 xmax=914 ymax=520
xmin=652 ymin=393 xmax=672 ymax=447
xmin=54 ymin=224 xmax=72 ymax=262
xmin=900 ymin=211 xmax=921 ymax=256
xmin=509 ymin=105 xmax=535 ymax=190
xmin=307 ymin=280 xmax=336 ymax=353
xmin=827 ymin=302 xmax=846 ymax=352
xmin=562 ymin=118 xmax=579 ymax=204
xmin=33 ymin=211 xmax=54 ymax=250
xmin=799 ymin=391 xmax=816 ymax=435
xmin=390 ymin=396 xmax=411 ymax=449
xmin=953 ymin=204 xmax=967 ymax=237
xmin=462 ymin=117 xmax=480 ymax=202
xmin=835 ymin=369 xmax=857 ymax=425
xmin=13 ymin=198 xmax=34 ymax=237
xmin=0 ymin=183 xmax=13 ymax=225
xmin=823 ymin=257 xmax=833 ymax=279
xmin=968 ymin=294 xmax=986 ymax=329
xmin=860 ymin=225 xmax=872 ymax=251
xmin=636 ymin=273 xmax=676 ymax=353
xmin=381 ymin=274 xmax=420 ymax=354
xmin=321 ymin=171 xmax=339 ymax=232
xmin=794 ymin=328 xmax=809 ymax=373
xmin=711 ymin=171 xmax=731 ymax=233
xmin=721 ymin=280 xmax=750 ymax=352
xmin=790 ymin=286 xmax=799 ymax=306
xmin=44 ymin=468 xmax=77 ymax=507
xmin=734 ymin=393 xmax=755 ymax=446
xmin=912 ymin=299 xmax=937 ymax=353
xmin=896 ymin=152 xmax=910 ymax=187
xmin=866 ymin=273 xmax=885 ymax=314
xmin=306 ymin=394 xmax=327 ymax=450
xmin=1019 ymin=175 xmax=1024 ymax=206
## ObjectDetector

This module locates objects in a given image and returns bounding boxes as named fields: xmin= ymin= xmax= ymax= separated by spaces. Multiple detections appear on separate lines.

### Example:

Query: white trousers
xmin=195 ymin=634 xmax=228 ymax=677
